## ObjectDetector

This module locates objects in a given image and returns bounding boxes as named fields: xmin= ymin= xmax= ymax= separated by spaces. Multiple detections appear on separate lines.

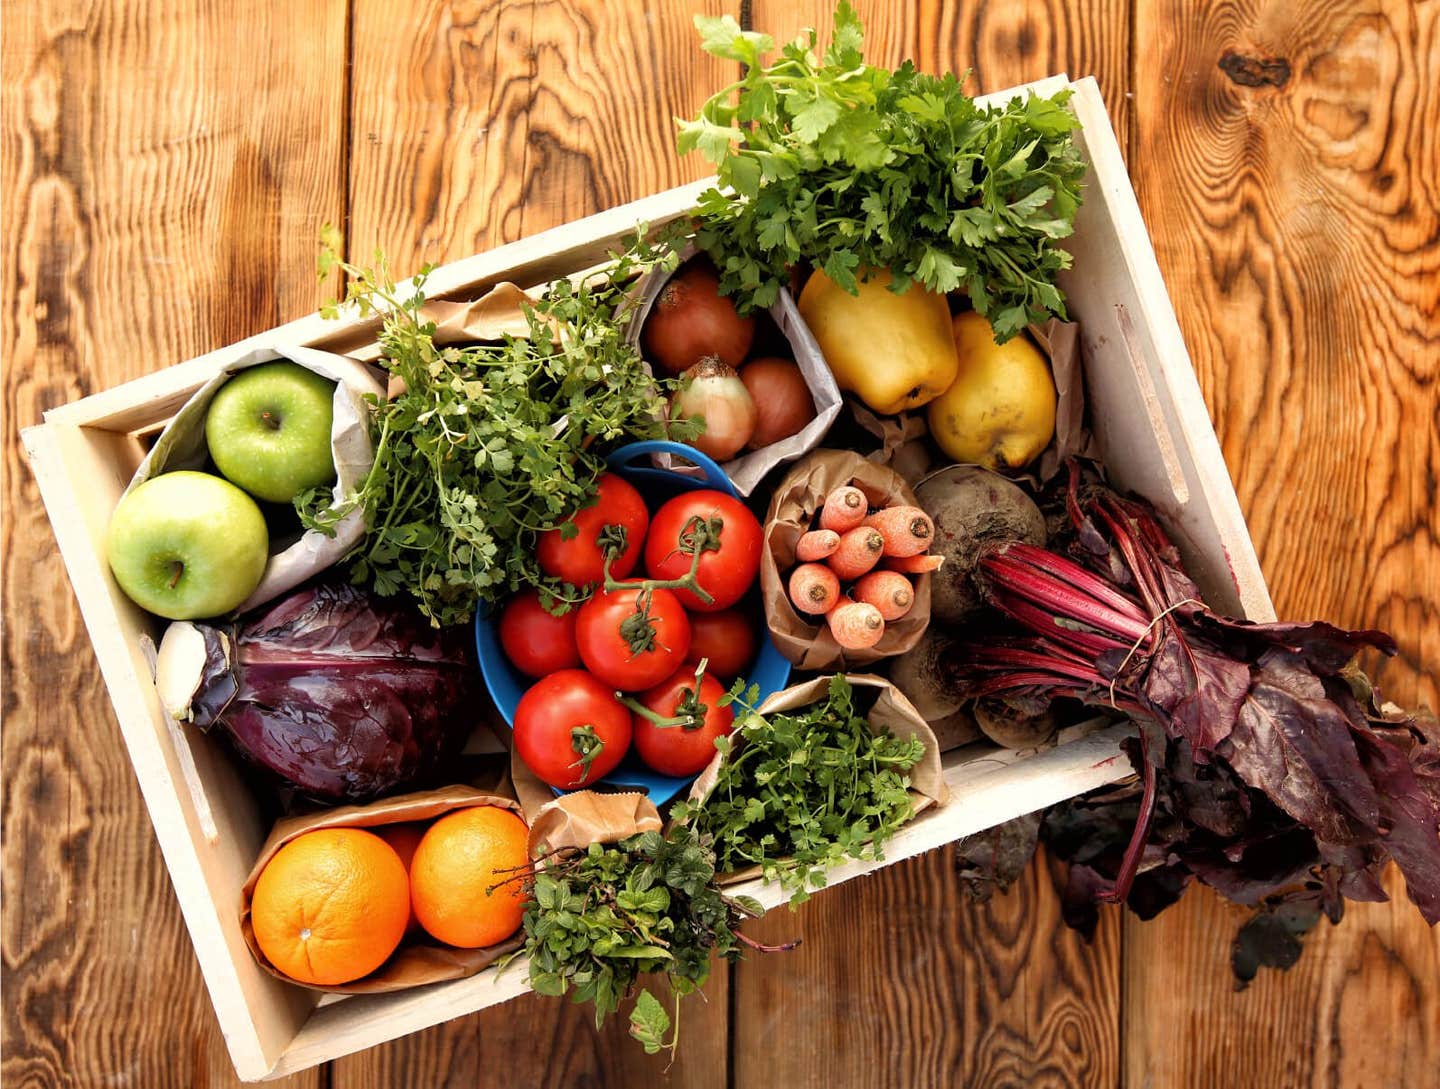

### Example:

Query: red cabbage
xmin=158 ymin=581 xmax=478 ymax=802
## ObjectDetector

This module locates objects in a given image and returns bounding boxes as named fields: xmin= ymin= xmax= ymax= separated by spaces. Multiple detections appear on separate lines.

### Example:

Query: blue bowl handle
xmin=605 ymin=441 xmax=739 ymax=498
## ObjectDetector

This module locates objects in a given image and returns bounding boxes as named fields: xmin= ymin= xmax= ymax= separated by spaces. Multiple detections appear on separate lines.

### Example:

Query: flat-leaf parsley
xmin=677 ymin=2 xmax=1086 ymax=340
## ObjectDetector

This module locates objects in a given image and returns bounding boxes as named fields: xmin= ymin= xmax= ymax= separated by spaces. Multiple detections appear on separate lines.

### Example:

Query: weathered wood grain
xmin=346 ymin=0 xmax=731 ymax=269
xmin=1124 ymin=1 xmax=1440 ymax=1084
xmin=1123 ymin=866 xmax=1440 ymax=1087
xmin=7 ymin=1 xmax=1438 ymax=1086
xmin=731 ymin=847 xmax=1121 ymax=1089
xmin=1 ymin=1 xmax=345 ymax=1086
xmin=744 ymin=0 xmax=916 ymax=68
xmin=332 ymin=983 xmax=729 ymax=1089
xmin=744 ymin=0 xmax=1131 ymax=148
xmin=1129 ymin=0 xmax=1439 ymax=711
xmin=334 ymin=4 xmax=733 ymax=1085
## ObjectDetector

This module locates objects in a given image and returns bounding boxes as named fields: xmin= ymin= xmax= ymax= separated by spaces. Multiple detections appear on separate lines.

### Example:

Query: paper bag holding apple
xmin=121 ymin=345 xmax=384 ymax=615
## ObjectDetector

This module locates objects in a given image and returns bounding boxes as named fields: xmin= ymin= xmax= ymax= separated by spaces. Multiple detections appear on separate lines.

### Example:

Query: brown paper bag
xmin=502 ymin=728 xmax=664 ymax=858
xmin=387 ymin=283 xmax=556 ymax=399
xmin=1030 ymin=319 xmax=1100 ymax=482
xmin=848 ymin=404 xmax=934 ymax=485
xmin=239 ymin=783 xmax=525 ymax=994
xmin=761 ymin=450 xmax=932 ymax=670
xmin=527 ymin=791 xmax=663 ymax=858
xmin=684 ymin=674 xmax=948 ymax=886
xmin=425 ymin=282 xmax=543 ymax=344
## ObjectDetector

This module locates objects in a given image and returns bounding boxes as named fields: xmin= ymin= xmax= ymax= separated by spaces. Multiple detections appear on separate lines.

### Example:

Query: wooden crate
xmin=20 ymin=76 xmax=1272 ymax=1080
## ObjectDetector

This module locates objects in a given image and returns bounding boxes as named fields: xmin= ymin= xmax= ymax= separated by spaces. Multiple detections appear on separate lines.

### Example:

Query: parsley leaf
xmin=303 ymin=225 xmax=700 ymax=626
xmin=679 ymin=1 xmax=1086 ymax=340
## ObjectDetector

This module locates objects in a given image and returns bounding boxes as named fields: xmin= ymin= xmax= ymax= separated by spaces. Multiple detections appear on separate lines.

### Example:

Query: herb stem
xmin=735 ymin=930 xmax=802 ymax=954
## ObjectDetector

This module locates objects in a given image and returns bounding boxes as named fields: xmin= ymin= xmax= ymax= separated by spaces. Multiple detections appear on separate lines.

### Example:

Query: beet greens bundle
xmin=953 ymin=463 xmax=1439 ymax=973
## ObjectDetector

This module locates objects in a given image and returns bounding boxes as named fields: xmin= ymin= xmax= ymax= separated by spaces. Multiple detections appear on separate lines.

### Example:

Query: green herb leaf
xmin=677 ymin=677 xmax=923 ymax=905
xmin=519 ymin=824 xmax=764 ymax=1050
xmin=678 ymin=5 xmax=1085 ymax=338
xmin=629 ymin=990 xmax=672 ymax=1055
xmin=305 ymin=224 xmax=693 ymax=625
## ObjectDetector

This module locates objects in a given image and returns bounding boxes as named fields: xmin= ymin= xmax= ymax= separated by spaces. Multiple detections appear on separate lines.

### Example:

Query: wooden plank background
xmin=3 ymin=1 xmax=1436 ymax=1086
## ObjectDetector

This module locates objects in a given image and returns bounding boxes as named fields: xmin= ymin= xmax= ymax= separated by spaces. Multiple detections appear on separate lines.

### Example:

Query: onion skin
xmin=671 ymin=356 xmax=758 ymax=462
xmin=740 ymin=356 xmax=815 ymax=449
xmin=642 ymin=262 xmax=756 ymax=375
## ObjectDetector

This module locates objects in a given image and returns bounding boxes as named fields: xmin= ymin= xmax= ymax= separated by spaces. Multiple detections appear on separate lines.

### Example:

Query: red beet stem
xmin=1097 ymin=726 xmax=1158 ymax=905
xmin=998 ymin=542 xmax=1152 ymax=625
xmin=981 ymin=546 xmax=1151 ymax=642
xmin=987 ymin=592 xmax=1134 ymax=659
xmin=963 ymin=643 xmax=1110 ymax=688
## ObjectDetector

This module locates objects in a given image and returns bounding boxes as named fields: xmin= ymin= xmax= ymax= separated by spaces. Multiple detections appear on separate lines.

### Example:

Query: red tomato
xmin=643 ymin=491 xmax=762 ymax=612
xmin=683 ymin=608 xmax=758 ymax=680
xmin=498 ymin=591 xmax=580 ymax=678
xmin=537 ymin=474 xmax=649 ymax=586
xmin=576 ymin=587 xmax=691 ymax=691
xmin=513 ymin=670 xmax=631 ymax=789
xmin=631 ymin=669 xmax=735 ymax=778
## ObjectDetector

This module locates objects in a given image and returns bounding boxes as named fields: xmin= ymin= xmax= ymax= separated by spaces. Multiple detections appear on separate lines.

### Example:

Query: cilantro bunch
xmin=304 ymin=227 xmax=696 ymax=627
xmin=677 ymin=2 xmax=1086 ymax=339
xmin=673 ymin=676 xmax=926 ymax=904
xmin=516 ymin=826 xmax=767 ymax=1060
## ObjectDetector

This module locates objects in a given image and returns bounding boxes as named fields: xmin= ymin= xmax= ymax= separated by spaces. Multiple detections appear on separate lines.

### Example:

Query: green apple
xmin=106 ymin=471 xmax=270 ymax=620
xmin=205 ymin=362 xmax=337 ymax=503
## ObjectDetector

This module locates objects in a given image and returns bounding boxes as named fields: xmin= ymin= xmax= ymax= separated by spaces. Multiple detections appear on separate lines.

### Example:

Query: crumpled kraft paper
xmin=238 ymin=781 xmax=525 ymax=994
xmin=123 ymin=344 xmax=383 ymax=614
xmin=426 ymin=282 xmax=541 ymax=343
xmin=526 ymin=790 xmax=663 ymax=859
xmin=682 ymin=673 xmax=948 ymax=886
xmin=1030 ymin=318 xmax=1100 ymax=482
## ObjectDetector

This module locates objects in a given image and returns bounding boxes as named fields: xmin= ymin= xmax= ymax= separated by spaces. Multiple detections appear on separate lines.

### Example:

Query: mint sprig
xmin=514 ymin=825 xmax=762 ymax=1062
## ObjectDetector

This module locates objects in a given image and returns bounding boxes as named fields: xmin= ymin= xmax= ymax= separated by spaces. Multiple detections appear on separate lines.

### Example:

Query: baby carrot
xmin=863 ymin=505 xmax=934 ymax=557
xmin=852 ymin=570 xmax=915 ymax=621
xmin=826 ymin=599 xmax=885 ymax=650
xmin=819 ymin=485 xmax=868 ymax=533
xmin=788 ymin=563 xmax=841 ymax=615
xmin=882 ymin=553 xmax=944 ymax=574
xmin=827 ymin=526 xmax=885 ymax=580
xmin=796 ymin=529 xmax=841 ymax=562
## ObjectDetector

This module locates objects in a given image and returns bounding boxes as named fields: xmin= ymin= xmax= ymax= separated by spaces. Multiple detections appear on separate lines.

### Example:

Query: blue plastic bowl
xmin=475 ymin=440 xmax=792 ymax=803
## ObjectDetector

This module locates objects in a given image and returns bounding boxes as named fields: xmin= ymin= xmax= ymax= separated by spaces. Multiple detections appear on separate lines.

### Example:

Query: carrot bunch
xmin=786 ymin=484 xmax=941 ymax=649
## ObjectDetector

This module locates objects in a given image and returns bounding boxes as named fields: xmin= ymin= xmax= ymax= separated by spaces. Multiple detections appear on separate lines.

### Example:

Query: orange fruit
xmin=251 ymin=828 xmax=410 ymax=986
xmin=410 ymin=806 xmax=530 ymax=949
xmin=375 ymin=821 xmax=428 ymax=933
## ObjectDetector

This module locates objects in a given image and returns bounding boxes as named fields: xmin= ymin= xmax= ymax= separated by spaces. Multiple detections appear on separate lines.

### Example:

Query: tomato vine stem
xmin=617 ymin=660 xmax=712 ymax=730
